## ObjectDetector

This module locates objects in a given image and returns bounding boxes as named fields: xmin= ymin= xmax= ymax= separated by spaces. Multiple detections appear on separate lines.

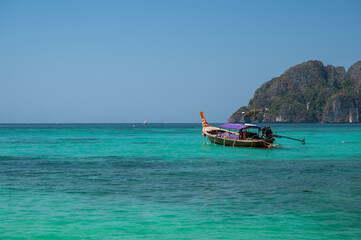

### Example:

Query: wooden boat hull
xmin=207 ymin=135 xmax=271 ymax=148
xmin=203 ymin=126 xmax=274 ymax=149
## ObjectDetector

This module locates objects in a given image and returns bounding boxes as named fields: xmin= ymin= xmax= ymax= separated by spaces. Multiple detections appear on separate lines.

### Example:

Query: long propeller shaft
xmin=272 ymin=134 xmax=305 ymax=145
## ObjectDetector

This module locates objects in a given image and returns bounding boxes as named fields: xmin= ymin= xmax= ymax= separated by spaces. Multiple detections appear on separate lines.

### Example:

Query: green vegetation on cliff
xmin=230 ymin=60 xmax=361 ymax=123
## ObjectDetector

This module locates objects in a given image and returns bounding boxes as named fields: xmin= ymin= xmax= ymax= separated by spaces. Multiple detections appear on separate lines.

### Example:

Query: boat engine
xmin=262 ymin=126 xmax=274 ymax=142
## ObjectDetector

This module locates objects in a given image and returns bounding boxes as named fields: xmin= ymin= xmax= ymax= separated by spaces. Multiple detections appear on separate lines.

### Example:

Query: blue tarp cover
xmin=219 ymin=123 xmax=261 ymax=130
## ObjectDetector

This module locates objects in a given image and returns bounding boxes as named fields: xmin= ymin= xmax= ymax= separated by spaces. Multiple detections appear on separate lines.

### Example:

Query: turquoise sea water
xmin=0 ymin=123 xmax=360 ymax=239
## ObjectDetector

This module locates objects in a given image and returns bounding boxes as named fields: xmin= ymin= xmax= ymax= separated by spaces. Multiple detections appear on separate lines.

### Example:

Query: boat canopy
xmin=219 ymin=123 xmax=261 ymax=131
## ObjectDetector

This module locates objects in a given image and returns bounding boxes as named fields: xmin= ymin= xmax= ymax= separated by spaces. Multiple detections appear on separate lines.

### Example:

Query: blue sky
xmin=0 ymin=0 xmax=360 ymax=123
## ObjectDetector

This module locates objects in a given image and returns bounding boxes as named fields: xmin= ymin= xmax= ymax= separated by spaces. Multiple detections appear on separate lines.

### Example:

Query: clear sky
xmin=1 ymin=0 xmax=360 ymax=123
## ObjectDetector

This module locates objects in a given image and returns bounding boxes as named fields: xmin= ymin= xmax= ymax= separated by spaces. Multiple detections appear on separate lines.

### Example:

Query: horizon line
xmin=0 ymin=122 xmax=360 ymax=125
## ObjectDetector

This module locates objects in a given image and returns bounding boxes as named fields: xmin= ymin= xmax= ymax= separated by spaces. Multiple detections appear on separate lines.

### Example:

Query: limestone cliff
xmin=230 ymin=60 xmax=361 ymax=123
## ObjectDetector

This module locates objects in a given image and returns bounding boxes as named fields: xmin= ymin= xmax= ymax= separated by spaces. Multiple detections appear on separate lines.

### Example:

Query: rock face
xmin=230 ymin=60 xmax=361 ymax=123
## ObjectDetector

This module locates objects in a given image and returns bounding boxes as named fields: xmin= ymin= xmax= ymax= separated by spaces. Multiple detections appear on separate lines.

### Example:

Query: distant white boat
xmin=143 ymin=121 xmax=148 ymax=124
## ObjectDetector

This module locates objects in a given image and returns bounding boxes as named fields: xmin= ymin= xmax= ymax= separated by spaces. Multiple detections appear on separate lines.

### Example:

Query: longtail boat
xmin=200 ymin=112 xmax=305 ymax=149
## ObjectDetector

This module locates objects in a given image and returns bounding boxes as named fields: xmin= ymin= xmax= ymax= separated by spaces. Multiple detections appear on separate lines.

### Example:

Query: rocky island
xmin=230 ymin=60 xmax=361 ymax=123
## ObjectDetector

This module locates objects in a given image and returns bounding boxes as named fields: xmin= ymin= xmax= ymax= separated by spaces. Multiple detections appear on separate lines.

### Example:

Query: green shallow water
xmin=0 ymin=123 xmax=360 ymax=239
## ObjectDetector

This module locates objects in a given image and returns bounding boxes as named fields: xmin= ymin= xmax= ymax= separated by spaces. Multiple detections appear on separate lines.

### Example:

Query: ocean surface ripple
xmin=1 ymin=123 xmax=361 ymax=239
